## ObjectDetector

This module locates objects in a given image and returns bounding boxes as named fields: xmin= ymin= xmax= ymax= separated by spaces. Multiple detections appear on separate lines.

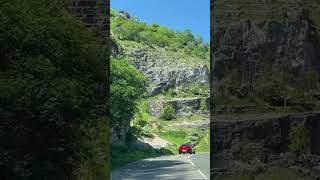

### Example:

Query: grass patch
xmin=160 ymin=130 xmax=188 ymax=146
xmin=159 ymin=129 xmax=189 ymax=154
xmin=195 ymin=131 xmax=210 ymax=152
xmin=111 ymin=145 xmax=170 ymax=170
xmin=160 ymin=114 xmax=205 ymax=126
xmin=159 ymin=127 xmax=210 ymax=153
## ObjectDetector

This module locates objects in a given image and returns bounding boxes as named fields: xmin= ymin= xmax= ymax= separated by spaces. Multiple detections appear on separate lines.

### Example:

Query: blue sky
xmin=111 ymin=0 xmax=210 ymax=43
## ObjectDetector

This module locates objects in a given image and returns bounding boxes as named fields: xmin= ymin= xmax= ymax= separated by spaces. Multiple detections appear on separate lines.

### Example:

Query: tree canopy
xmin=110 ymin=58 xmax=147 ymax=129
xmin=0 ymin=0 xmax=107 ymax=179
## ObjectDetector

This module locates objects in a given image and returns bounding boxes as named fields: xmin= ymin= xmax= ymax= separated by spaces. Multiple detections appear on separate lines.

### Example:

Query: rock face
xmin=211 ymin=112 xmax=320 ymax=177
xmin=121 ymin=43 xmax=209 ymax=96
xmin=148 ymin=97 xmax=209 ymax=118
xmin=212 ymin=0 xmax=320 ymax=94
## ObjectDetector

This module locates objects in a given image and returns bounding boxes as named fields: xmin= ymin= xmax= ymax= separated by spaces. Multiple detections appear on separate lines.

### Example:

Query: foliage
xmin=200 ymin=99 xmax=208 ymax=113
xmin=160 ymin=104 xmax=176 ymax=120
xmin=195 ymin=131 xmax=210 ymax=152
xmin=303 ymin=70 xmax=319 ymax=101
xmin=111 ymin=9 xmax=209 ymax=59
xmin=0 ymin=0 xmax=107 ymax=179
xmin=216 ymin=64 xmax=317 ymax=113
xmin=239 ymin=143 xmax=264 ymax=163
xmin=185 ymin=130 xmax=201 ymax=147
xmin=110 ymin=58 xmax=148 ymax=128
xmin=289 ymin=126 xmax=310 ymax=155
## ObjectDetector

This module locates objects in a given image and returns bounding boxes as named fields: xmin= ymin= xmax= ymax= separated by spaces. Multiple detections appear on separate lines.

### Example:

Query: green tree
xmin=110 ymin=58 xmax=148 ymax=128
xmin=289 ymin=126 xmax=310 ymax=157
xmin=160 ymin=104 xmax=176 ymax=120
xmin=0 ymin=0 xmax=107 ymax=179
xmin=304 ymin=70 xmax=319 ymax=101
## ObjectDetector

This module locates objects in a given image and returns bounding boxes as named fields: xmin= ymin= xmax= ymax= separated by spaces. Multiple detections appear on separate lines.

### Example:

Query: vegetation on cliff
xmin=1 ymin=0 xmax=108 ymax=179
xmin=110 ymin=58 xmax=147 ymax=129
xmin=111 ymin=9 xmax=209 ymax=59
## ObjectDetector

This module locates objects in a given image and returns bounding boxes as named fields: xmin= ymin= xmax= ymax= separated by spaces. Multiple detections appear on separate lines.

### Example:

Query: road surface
xmin=111 ymin=152 xmax=210 ymax=180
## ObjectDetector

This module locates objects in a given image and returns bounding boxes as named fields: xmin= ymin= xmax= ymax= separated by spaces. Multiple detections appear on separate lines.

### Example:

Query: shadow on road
xmin=112 ymin=155 xmax=206 ymax=180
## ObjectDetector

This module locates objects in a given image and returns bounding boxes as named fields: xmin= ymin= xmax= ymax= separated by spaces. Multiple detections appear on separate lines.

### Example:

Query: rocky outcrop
xmin=211 ymin=112 xmax=320 ymax=178
xmin=121 ymin=43 xmax=209 ymax=95
xmin=148 ymin=97 xmax=209 ymax=118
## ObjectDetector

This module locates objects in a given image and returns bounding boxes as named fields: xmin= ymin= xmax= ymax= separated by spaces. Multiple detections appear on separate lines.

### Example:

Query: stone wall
xmin=148 ymin=97 xmax=210 ymax=118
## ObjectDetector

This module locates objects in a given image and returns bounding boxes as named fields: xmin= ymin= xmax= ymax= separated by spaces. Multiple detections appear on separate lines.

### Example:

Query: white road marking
xmin=188 ymin=158 xmax=208 ymax=180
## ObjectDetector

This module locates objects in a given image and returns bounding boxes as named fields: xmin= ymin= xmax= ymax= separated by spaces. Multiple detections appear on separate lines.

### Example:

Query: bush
xmin=200 ymin=100 xmax=208 ymax=113
xmin=160 ymin=104 xmax=176 ymax=120
xmin=289 ymin=126 xmax=310 ymax=155
xmin=239 ymin=143 xmax=264 ymax=163
xmin=185 ymin=131 xmax=201 ymax=147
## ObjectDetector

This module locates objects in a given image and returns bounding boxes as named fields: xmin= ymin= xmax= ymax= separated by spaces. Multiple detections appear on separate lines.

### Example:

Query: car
xmin=178 ymin=144 xmax=195 ymax=154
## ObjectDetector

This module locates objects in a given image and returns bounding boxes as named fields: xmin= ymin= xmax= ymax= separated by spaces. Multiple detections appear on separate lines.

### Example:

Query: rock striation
xmin=120 ymin=42 xmax=209 ymax=96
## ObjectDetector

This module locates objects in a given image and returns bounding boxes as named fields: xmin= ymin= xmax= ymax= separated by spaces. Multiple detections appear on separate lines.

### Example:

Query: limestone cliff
xmin=212 ymin=0 xmax=320 ymax=94
xmin=117 ymin=41 xmax=209 ymax=96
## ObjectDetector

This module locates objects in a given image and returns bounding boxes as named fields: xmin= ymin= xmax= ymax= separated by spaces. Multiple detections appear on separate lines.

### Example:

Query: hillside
xmin=110 ymin=10 xmax=210 ymax=169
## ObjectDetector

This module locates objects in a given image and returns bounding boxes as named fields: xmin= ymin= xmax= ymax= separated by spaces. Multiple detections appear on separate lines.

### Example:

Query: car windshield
xmin=181 ymin=144 xmax=191 ymax=147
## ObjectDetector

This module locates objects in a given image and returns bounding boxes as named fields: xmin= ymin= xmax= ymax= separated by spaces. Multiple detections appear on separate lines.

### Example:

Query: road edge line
xmin=188 ymin=158 xmax=208 ymax=180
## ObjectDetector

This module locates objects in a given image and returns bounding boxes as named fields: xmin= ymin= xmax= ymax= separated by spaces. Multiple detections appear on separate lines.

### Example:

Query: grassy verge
xmin=159 ymin=129 xmax=188 ymax=154
xmin=111 ymin=145 xmax=172 ymax=170
xmin=195 ymin=131 xmax=210 ymax=152
xmin=159 ymin=126 xmax=210 ymax=154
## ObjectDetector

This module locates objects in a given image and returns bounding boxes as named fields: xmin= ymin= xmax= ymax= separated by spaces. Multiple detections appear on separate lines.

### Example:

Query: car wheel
xmin=179 ymin=151 xmax=181 ymax=154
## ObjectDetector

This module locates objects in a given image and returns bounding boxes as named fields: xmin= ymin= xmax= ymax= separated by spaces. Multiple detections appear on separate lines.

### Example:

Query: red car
xmin=178 ymin=144 xmax=195 ymax=154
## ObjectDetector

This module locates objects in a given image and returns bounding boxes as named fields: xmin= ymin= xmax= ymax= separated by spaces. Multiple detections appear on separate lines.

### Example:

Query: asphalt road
xmin=111 ymin=152 xmax=210 ymax=180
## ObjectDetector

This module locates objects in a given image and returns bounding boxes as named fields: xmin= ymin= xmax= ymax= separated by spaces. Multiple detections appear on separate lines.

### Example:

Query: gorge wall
xmin=119 ymin=42 xmax=209 ymax=96
xmin=212 ymin=0 xmax=320 ymax=94
xmin=111 ymin=39 xmax=210 ymax=144
xmin=211 ymin=112 xmax=320 ymax=178
xmin=211 ymin=0 xmax=320 ymax=178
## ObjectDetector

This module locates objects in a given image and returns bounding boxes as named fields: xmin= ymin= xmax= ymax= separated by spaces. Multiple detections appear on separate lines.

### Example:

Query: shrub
xmin=160 ymin=104 xmax=176 ymax=120
xmin=200 ymin=100 xmax=208 ymax=113
xmin=185 ymin=131 xmax=201 ymax=147
xmin=240 ymin=143 xmax=264 ymax=163
xmin=289 ymin=126 xmax=310 ymax=155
